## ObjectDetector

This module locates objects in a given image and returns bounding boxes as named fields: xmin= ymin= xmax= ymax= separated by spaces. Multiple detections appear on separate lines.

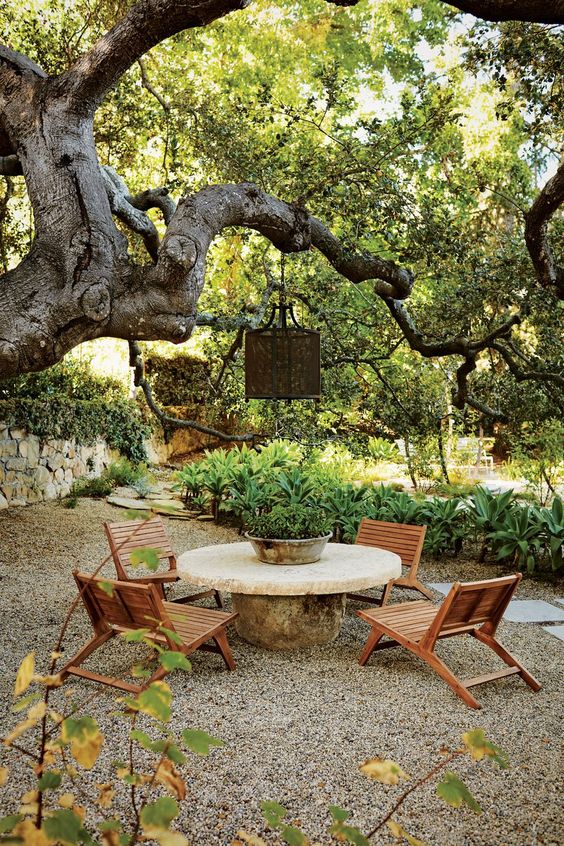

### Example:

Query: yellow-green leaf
xmin=140 ymin=797 xmax=179 ymax=832
xmin=436 ymin=772 xmax=482 ymax=814
xmin=61 ymin=716 xmax=103 ymax=769
xmin=130 ymin=547 xmax=161 ymax=571
xmin=14 ymin=652 xmax=35 ymax=697
xmin=97 ymin=580 xmax=114 ymax=597
xmin=159 ymin=652 xmax=191 ymax=672
xmin=387 ymin=819 xmax=425 ymax=845
xmin=137 ymin=681 xmax=172 ymax=722
xmin=462 ymin=729 xmax=509 ymax=769
xmin=359 ymin=758 xmax=410 ymax=785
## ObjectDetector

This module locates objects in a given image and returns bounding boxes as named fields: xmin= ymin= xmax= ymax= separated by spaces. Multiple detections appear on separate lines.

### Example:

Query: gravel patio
xmin=0 ymin=499 xmax=562 ymax=845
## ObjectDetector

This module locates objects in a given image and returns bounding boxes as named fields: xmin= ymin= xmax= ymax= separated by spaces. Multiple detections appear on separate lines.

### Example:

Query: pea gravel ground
xmin=0 ymin=498 xmax=562 ymax=846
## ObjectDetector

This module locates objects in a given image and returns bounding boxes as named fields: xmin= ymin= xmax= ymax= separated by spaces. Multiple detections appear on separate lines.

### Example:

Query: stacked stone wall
xmin=0 ymin=423 xmax=119 ymax=508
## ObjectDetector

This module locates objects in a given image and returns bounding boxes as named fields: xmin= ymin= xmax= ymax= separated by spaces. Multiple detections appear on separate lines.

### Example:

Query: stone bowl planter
xmin=244 ymin=533 xmax=332 ymax=565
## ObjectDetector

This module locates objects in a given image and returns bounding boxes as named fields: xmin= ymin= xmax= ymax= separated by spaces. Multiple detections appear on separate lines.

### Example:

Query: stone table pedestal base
xmin=232 ymin=592 xmax=346 ymax=650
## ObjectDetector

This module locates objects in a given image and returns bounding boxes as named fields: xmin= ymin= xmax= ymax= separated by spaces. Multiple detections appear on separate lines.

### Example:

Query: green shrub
xmin=0 ymin=358 xmax=151 ymax=461
xmin=71 ymin=476 xmax=114 ymax=498
xmin=246 ymin=504 xmax=332 ymax=539
xmin=103 ymin=458 xmax=152 ymax=488
xmin=367 ymin=436 xmax=402 ymax=463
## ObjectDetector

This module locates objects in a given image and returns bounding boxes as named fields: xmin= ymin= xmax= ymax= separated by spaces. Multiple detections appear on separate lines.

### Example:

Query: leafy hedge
xmin=0 ymin=360 xmax=151 ymax=462
xmin=0 ymin=397 xmax=151 ymax=462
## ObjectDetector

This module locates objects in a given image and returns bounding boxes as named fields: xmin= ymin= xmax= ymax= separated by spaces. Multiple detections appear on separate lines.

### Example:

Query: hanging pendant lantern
xmin=244 ymin=258 xmax=320 ymax=400
xmin=245 ymin=304 xmax=321 ymax=400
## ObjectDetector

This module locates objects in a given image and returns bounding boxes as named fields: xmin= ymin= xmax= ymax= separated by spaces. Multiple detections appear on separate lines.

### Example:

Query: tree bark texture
xmin=0 ymin=0 xmax=562 ymax=400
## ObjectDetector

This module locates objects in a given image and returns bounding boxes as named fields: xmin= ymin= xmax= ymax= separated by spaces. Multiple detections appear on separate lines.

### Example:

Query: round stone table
xmin=177 ymin=542 xmax=401 ymax=650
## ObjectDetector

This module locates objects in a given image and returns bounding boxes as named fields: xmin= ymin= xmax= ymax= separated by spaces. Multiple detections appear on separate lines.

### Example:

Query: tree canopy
xmin=0 ymin=0 xmax=562 ymax=438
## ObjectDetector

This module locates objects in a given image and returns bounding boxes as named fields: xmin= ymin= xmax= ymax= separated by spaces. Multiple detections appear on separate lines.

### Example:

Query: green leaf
xmin=329 ymin=806 xmax=350 ymax=823
xmin=131 ymin=664 xmax=152 ymax=678
xmin=136 ymin=681 xmax=172 ymax=722
xmin=140 ymin=797 xmax=179 ymax=831
xmin=122 ymin=628 xmax=152 ymax=642
xmin=329 ymin=805 xmax=350 ymax=822
xmin=159 ymin=652 xmax=192 ymax=672
xmin=181 ymin=728 xmax=224 ymax=756
xmin=130 ymin=547 xmax=161 ymax=571
xmin=98 ymin=821 xmax=122 ymax=832
xmin=0 ymin=815 xmax=23 ymax=834
xmin=260 ymin=800 xmax=287 ymax=828
xmin=436 ymin=772 xmax=482 ymax=814
xmin=97 ymin=580 xmax=114 ymax=597
xmin=329 ymin=821 xmax=370 ymax=846
xmin=124 ymin=509 xmax=152 ymax=521
xmin=43 ymin=810 xmax=83 ymax=845
xmin=158 ymin=626 xmax=184 ymax=646
xmin=38 ymin=770 xmax=62 ymax=791
xmin=11 ymin=692 xmax=42 ymax=713
xmin=281 ymin=825 xmax=308 ymax=846
xmin=130 ymin=729 xmax=156 ymax=750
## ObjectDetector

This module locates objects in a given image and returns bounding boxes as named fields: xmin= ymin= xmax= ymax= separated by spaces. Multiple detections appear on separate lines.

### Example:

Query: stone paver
xmin=542 ymin=625 xmax=564 ymax=642
xmin=426 ymin=586 xmax=564 ymax=624
xmin=503 ymin=600 xmax=564 ymax=623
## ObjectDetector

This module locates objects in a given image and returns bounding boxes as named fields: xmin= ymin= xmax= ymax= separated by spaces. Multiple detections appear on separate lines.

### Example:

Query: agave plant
xmin=172 ymin=463 xmax=204 ymax=504
xmin=321 ymin=483 xmax=370 ymax=542
xmin=420 ymin=497 xmax=468 ymax=556
xmin=536 ymin=497 xmax=564 ymax=571
xmin=488 ymin=506 xmax=544 ymax=573
xmin=379 ymin=492 xmax=423 ymax=525
xmin=273 ymin=468 xmax=319 ymax=506
xmin=467 ymin=486 xmax=515 ymax=561
xmin=367 ymin=436 xmax=402 ymax=464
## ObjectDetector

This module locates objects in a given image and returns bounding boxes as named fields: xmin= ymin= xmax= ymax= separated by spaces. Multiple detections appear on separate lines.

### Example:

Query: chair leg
xmin=213 ymin=630 xmax=236 ymax=670
xmin=379 ymin=580 xmax=395 ymax=606
xmin=59 ymin=630 xmax=114 ymax=680
xmin=412 ymin=580 xmax=435 ymax=601
xmin=358 ymin=628 xmax=386 ymax=666
xmin=214 ymin=590 xmax=223 ymax=609
xmin=420 ymin=649 xmax=482 ymax=709
xmin=472 ymin=629 xmax=541 ymax=691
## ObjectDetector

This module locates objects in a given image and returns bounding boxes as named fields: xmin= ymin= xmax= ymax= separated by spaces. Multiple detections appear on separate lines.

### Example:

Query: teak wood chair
xmin=347 ymin=518 xmax=433 ymax=606
xmin=357 ymin=574 xmax=541 ymax=709
xmin=60 ymin=571 xmax=238 ymax=693
xmin=104 ymin=516 xmax=222 ymax=607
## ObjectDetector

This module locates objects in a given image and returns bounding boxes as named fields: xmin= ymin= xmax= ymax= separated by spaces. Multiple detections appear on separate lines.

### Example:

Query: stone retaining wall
xmin=0 ymin=423 xmax=119 ymax=508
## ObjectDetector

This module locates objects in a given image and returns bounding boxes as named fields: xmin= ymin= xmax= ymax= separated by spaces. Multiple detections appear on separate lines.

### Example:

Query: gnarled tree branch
xmin=524 ymin=158 xmax=564 ymax=298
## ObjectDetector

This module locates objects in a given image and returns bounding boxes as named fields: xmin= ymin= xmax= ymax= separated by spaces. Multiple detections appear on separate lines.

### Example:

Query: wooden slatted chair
xmin=347 ymin=518 xmax=433 ymax=606
xmin=357 ymin=574 xmax=541 ymax=709
xmin=60 ymin=571 xmax=238 ymax=693
xmin=104 ymin=516 xmax=222 ymax=607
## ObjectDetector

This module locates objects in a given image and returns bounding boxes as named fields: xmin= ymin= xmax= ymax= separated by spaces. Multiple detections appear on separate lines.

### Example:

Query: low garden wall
xmin=0 ymin=423 xmax=120 ymax=508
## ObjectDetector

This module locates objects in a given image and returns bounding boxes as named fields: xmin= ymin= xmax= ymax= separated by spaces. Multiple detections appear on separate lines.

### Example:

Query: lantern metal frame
xmin=244 ymin=301 xmax=321 ymax=401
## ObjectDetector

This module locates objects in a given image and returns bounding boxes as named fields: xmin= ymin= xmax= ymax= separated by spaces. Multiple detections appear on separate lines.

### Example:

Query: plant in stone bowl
xmin=245 ymin=504 xmax=333 ymax=564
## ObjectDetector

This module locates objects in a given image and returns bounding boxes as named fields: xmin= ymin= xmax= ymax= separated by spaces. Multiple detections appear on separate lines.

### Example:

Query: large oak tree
xmin=0 ymin=0 xmax=562 ymax=432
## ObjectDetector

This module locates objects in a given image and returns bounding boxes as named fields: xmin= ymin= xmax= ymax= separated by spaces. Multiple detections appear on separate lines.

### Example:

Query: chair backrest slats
xmin=74 ymin=572 xmax=166 ymax=632
xmin=104 ymin=517 xmax=176 ymax=578
xmin=355 ymin=519 xmax=425 ymax=568
xmin=424 ymin=575 xmax=521 ymax=645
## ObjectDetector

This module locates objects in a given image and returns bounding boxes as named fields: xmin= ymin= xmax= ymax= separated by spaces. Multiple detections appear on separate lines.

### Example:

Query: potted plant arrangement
xmin=245 ymin=503 xmax=333 ymax=564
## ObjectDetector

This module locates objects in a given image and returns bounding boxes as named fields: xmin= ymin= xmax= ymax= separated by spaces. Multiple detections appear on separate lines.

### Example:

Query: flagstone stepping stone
xmin=503 ymin=600 xmax=564 ymax=623
xmin=196 ymin=514 xmax=215 ymax=521
xmin=555 ymin=598 xmax=564 ymax=606
xmin=147 ymin=499 xmax=184 ymax=511
xmin=427 ymin=582 xmax=452 ymax=596
xmin=542 ymin=625 xmax=564 ymax=642
xmin=426 ymin=587 xmax=564 ymax=624
xmin=107 ymin=496 xmax=152 ymax=510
